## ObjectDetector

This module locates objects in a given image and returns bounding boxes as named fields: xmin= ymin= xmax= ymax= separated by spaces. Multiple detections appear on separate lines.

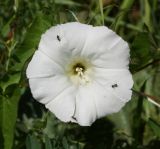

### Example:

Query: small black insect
xmin=112 ymin=84 xmax=118 ymax=88
xmin=57 ymin=35 xmax=61 ymax=41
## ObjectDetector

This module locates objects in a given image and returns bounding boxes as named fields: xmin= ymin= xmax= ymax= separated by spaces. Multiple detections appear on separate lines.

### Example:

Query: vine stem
xmin=132 ymin=89 xmax=160 ymax=107
xmin=133 ymin=59 xmax=160 ymax=74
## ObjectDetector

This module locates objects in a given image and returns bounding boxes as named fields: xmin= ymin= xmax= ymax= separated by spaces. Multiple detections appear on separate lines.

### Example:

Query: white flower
xmin=26 ymin=22 xmax=133 ymax=126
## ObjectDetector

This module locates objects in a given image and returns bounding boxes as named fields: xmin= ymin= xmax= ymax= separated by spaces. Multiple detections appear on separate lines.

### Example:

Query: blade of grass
xmin=141 ymin=0 xmax=153 ymax=32
xmin=132 ymin=82 xmax=146 ymax=145
xmin=148 ymin=118 xmax=160 ymax=138
xmin=67 ymin=10 xmax=79 ymax=22
xmin=114 ymin=0 xmax=134 ymax=31
xmin=99 ymin=0 xmax=104 ymax=25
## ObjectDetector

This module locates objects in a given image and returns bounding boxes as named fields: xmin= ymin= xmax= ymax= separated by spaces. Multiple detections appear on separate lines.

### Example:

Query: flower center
xmin=73 ymin=63 xmax=85 ymax=74
xmin=66 ymin=58 xmax=92 ymax=85
xmin=75 ymin=67 xmax=84 ymax=76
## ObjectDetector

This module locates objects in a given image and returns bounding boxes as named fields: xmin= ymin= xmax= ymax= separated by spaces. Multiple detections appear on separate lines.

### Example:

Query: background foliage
xmin=0 ymin=0 xmax=160 ymax=149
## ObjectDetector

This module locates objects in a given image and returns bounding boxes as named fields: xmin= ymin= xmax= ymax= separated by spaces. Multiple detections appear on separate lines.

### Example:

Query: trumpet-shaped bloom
xmin=26 ymin=22 xmax=133 ymax=126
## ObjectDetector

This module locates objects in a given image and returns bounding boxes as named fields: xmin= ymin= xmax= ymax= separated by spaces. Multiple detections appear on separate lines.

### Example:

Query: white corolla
xmin=26 ymin=22 xmax=133 ymax=126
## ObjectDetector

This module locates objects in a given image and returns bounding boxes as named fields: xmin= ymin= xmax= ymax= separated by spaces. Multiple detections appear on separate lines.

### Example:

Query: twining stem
xmin=132 ymin=89 xmax=160 ymax=107
xmin=133 ymin=59 xmax=160 ymax=74
xmin=5 ymin=40 xmax=17 ymax=71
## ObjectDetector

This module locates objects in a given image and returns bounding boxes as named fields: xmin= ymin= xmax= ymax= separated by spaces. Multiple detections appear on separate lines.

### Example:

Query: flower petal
xmin=75 ymin=81 xmax=128 ymax=125
xmin=81 ymin=26 xmax=129 ymax=68
xmin=26 ymin=51 xmax=63 ymax=78
xmin=75 ymin=85 xmax=97 ymax=126
xmin=46 ymin=86 xmax=76 ymax=122
xmin=38 ymin=25 xmax=70 ymax=66
xmin=60 ymin=22 xmax=91 ymax=56
xmin=38 ymin=22 xmax=91 ymax=66
xmin=94 ymin=68 xmax=133 ymax=102
xmin=90 ymin=81 xmax=126 ymax=118
xmin=29 ymin=75 xmax=71 ymax=104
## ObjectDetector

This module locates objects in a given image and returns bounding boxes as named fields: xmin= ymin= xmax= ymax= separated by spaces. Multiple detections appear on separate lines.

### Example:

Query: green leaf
xmin=55 ymin=0 xmax=82 ymax=7
xmin=148 ymin=118 xmax=160 ymax=138
xmin=0 ymin=12 xmax=52 ymax=97
xmin=62 ymin=137 xmax=69 ymax=149
xmin=107 ymin=108 xmax=132 ymax=137
xmin=130 ymin=33 xmax=152 ymax=72
xmin=132 ymin=82 xmax=146 ymax=144
xmin=26 ymin=134 xmax=41 ymax=149
xmin=132 ymin=33 xmax=151 ymax=60
xmin=11 ymin=12 xmax=52 ymax=72
xmin=0 ymin=73 xmax=20 ymax=92
xmin=1 ymin=15 xmax=15 ymax=38
xmin=151 ymin=66 xmax=160 ymax=97
xmin=142 ymin=0 xmax=153 ymax=32
xmin=0 ymin=86 xmax=21 ymax=149
xmin=45 ymin=136 xmax=52 ymax=149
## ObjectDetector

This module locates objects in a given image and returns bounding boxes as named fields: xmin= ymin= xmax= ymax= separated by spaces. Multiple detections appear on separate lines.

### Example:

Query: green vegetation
xmin=0 ymin=0 xmax=160 ymax=148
